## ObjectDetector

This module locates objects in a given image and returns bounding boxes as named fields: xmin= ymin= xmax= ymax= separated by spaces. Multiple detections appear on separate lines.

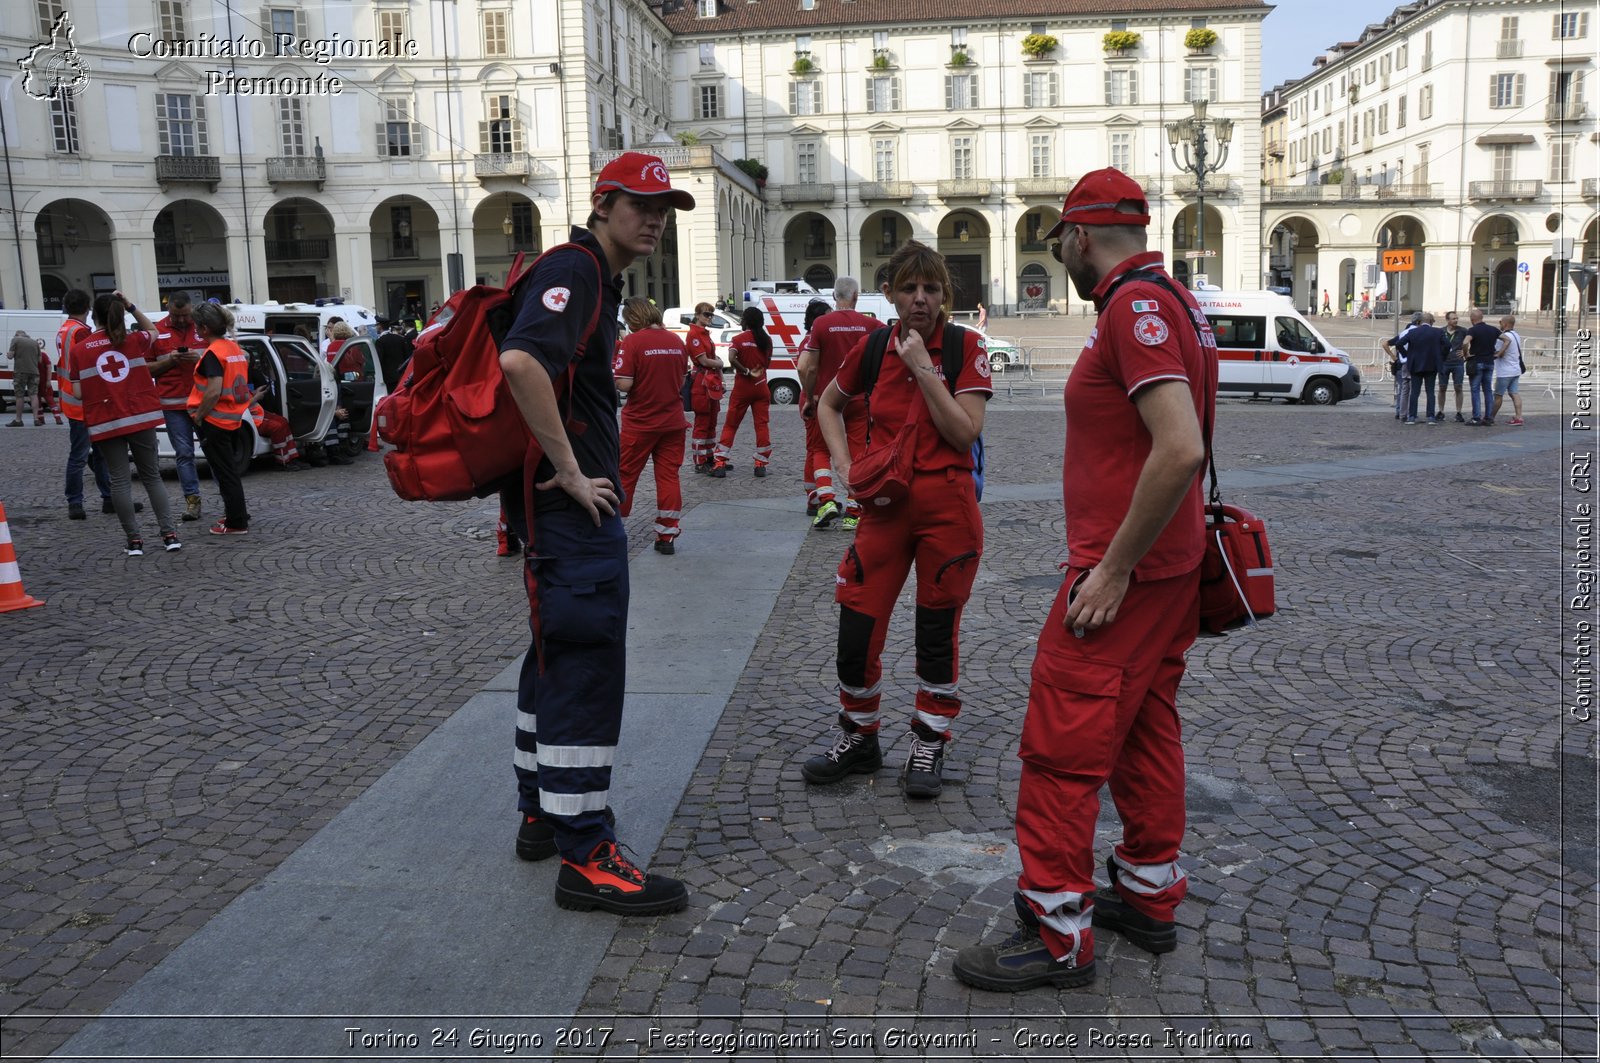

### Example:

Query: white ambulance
xmin=228 ymin=299 xmax=382 ymax=345
xmin=0 ymin=309 xmax=68 ymax=411
xmin=745 ymin=292 xmax=898 ymax=405
xmin=1191 ymin=290 xmax=1362 ymax=406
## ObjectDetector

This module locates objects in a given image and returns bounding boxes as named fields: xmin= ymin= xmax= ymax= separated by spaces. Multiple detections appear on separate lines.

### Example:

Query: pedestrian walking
xmin=499 ymin=151 xmax=693 ymax=915
xmin=1492 ymin=315 xmax=1525 ymax=425
xmin=1462 ymin=309 xmax=1501 ymax=425
xmin=150 ymin=292 xmax=207 ymax=521
xmin=1321 ymin=290 xmax=1331 ymax=317
xmin=57 ymin=288 xmax=117 ymax=520
xmin=685 ymin=303 xmax=725 ymax=473
xmin=65 ymin=292 xmax=180 ymax=555
xmin=188 ymin=302 xmax=253 ymax=535
xmin=7 ymin=330 xmax=44 ymax=426
xmin=711 ymin=306 xmax=773 ymax=478
xmin=799 ymin=240 xmax=991 ymax=799
xmin=952 ymin=168 xmax=1215 ymax=993
xmin=797 ymin=277 xmax=874 ymax=531
xmin=613 ymin=297 xmax=691 ymax=554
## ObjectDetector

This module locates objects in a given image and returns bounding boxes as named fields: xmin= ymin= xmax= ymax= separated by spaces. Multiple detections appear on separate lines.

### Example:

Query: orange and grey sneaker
xmin=555 ymin=840 xmax=688 ymax=915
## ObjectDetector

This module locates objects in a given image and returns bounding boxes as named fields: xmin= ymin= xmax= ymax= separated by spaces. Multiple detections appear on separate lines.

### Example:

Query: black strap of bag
xmin=857 ymin=320 xmax=968 ymax=442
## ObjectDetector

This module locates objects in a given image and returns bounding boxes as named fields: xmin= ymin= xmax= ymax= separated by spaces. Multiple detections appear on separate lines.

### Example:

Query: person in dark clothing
xmin=374 ymin=317 xmax=413 ymax=392
xmin=1461 ymin=309 xmax=1502 ymax=425
xmin=1393 ymin=312 xmax=1445 ymax=424
xmin=1437 ymin=311 xmax=1467 ymax=422
xmin=499 ymin=152 xmax=696 ymax=916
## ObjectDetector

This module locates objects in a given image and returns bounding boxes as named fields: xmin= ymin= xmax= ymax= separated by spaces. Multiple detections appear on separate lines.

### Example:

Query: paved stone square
xmin=0 ymin=379 xmax=1592 ymax=1061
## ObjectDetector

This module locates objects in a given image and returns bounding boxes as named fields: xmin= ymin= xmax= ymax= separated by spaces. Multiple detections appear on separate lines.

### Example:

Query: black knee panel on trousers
xmin=837 ymin=605 xmax=876 ymax=688
xmin=916 ymin=605 xmax=958 ymax=684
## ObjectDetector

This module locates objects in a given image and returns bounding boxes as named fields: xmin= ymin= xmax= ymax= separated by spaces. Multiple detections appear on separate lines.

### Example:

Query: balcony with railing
xmin=267 ymin=156 xmax=326 ymax=188
xmin=1585 ymin=178 xmax=1598 ymax=199
xmin=589 ymin=144 xmax=761 ymax=195
xmin=1496 ymin=38 xmax=1523 ymax=58
xmin=800 ymin=240 xmax=834 ymax=257
xmin=937 ymin=179 xmax=992 ymax=198
xmin=156 ymin=154 xmax=221 ymax=189
xmin=1546 ymin=100 xmax=1591 ymax=123
xmin=1264 ymin=183 xmax=1345 ymax=202
xmin=265 ymin=238 xmax=331 ymax=261
xmin=1373 ymin=182 xmax=1443 ymax=200
xmin=1172 ymin=174 xmax=1239 ymax=196
xmin=859 ymin=181 xmax=914 ymax=202
xmin=474 ymin=153 xmax=557 ymax=182
xmin=1014 ymin=177 xmax=1075 ymax=197
xmin=772 ymin=182 xmax=836 ymax=204
xmin=1468 ymin=180 xmax=1544 ymax=201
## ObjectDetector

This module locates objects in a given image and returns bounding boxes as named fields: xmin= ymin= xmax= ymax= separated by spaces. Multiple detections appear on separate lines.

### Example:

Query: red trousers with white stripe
xmin=808 ymin=398 xmax=868 ymax=508
xmin=690 ymin=388 xmax=721 ymax=467
xmin=258 ymin=411 xmax=299 ymax=465
xmin=618 ymin=424 xmax=686 ymax=540
xmin=717 ymin=379 xmax=770 ymax=466
xmin=833 ymin=468 xmax=981 ymax=740
xmin=1015 ymin=565 xmax=1198 ymax=964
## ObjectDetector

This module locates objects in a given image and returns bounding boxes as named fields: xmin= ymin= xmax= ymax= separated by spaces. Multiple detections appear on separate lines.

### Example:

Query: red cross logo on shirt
xmin=547 ymin=290 xmax=568 ymax=308
xmin=96 ymin=350 xmax=130 ymax=383
xmin=1133 ymin=313 xmax=1170 ymax=346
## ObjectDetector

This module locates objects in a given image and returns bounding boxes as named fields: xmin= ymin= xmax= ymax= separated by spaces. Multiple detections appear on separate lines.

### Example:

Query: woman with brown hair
xmin=799 ymin=240 xmax=992 ymax=798
xmin=66 ymin=292 xmax=180 ymax=555
xmin=685 ymin=301 xmax=725 ymax=473
xmin=613 ymin=297 xmax=692 ymax=554
xmin=189 ymin=302 xmax=252 ymax=535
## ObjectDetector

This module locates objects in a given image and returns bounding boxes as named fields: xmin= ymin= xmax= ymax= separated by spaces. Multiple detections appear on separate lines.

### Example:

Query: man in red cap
xmin=498 ymin=152 xmax=695 ymax=916
xmin=954 ymin=168 xmax=1217 ymax=991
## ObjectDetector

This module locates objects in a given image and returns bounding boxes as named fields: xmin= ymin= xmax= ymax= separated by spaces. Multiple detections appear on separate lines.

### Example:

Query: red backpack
xmin=376 ymin=244 xmax=602 ymax=501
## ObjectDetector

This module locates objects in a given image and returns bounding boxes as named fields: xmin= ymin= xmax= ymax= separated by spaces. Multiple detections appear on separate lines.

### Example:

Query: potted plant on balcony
xmin=1102 ymin=30 xmax=1141 ymax=55
xmin=791 ymin=55 xmax=814 ymax=75
xmin=871 ymin=52 xmax=891 ymax=70
xmin=1021 ymin=32 xmax=1058 ymax=60
xmin=949 ymin=48 xmax=970 ymax=67
xmin=734 ymin=157 xmax=768 ymax=188
xmin=1185 ymin=27 xmax=1218 ymax=53
xmin=676 ymin=131 xmax=701 ymax=146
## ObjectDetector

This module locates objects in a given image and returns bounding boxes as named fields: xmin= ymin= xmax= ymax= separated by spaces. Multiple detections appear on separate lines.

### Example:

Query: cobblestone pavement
xmin=0 ymin=384 xmax=1592 ymax=1061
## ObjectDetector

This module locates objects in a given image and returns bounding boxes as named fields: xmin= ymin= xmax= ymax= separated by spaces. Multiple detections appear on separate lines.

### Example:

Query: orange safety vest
xmin=56 ymin=318 xmax=89 ymax=420
xmin=187 ymin=338 xmax=252 ymax=430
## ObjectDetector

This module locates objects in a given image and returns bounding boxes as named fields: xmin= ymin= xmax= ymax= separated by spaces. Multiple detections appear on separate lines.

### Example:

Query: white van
xmin=228 ymin=300 xmax=382 ymax=347
xmin=1191 ymin=290 xmax=1362 ymax=406
xmin=741 ymin=279 xmax=818 ymax=307
xmin=0 ymin=310 xmax=68 ymax=411
xmin=744 ymin=292 xmax=899 ymax=405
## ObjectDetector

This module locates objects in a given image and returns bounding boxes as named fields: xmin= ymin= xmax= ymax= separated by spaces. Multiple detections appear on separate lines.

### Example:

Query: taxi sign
xmin=1381 ymin=249 xmax=1415 ymax=272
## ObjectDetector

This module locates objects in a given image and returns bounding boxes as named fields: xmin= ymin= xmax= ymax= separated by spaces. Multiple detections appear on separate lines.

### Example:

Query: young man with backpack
xmin=498 ymin=152 xmax=694 ymax=916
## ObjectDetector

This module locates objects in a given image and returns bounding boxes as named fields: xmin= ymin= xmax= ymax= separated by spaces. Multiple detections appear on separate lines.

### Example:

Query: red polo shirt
xmin=1063 ymin=251 xmax=1216 ymax=580
xmin=807 ymin=308 xmax=877 ymax=395
xmin=834 ymin=318 xmax=992 ymax=472
xmin=613 ymin=327 xmax=690 ymax=433
xmin=152 ymin=318 xmax=205 ymax=406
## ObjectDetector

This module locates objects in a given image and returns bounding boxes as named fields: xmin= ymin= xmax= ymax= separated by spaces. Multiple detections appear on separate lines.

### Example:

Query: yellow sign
xmin=1382 ymin=249 xmax=1416 ymax=272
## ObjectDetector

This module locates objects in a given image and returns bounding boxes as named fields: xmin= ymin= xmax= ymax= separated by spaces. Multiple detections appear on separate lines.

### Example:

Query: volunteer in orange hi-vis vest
xmin=57 ymin=288 xmax=114 ymax=520
xmin=710 ymin=305 xmax=773 ymax=477
xmin=684 ymin=303 xmax=724 ymax=472
xmin=65 ymin=292 xmax=180 ymax=556
xmin=612 ymin=297 xmax=691 ymax=554
xmin=187 ymin=302 xmax=253 ymax=536
xmin=149 ymin=292 xmax=207 ymax=522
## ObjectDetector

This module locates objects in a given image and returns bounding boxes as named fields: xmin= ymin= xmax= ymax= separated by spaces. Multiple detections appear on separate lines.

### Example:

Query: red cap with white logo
xmin=1045 ymin=167 xmax=1151 ymax=238
xmin=593 ymin=152 xmax=696 ymax=211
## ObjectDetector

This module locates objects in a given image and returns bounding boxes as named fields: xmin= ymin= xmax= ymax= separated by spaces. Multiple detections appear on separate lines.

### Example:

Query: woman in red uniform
xmin=685 ymin=303 xmax=724 ymax=473
xmin=66 ymin=292 xmax=180 ymax=555
xmin=614 ymin=298 xmax=692 ymax=555
xmin=710 ymin=306 xmax=772 ymax=478
xmin=799 ymin=241 xmax=991 ymax=799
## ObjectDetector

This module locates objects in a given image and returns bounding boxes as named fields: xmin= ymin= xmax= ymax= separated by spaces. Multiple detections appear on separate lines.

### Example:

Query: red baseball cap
xmin=1045 ymin=167 xmax=1151 ymax=238
xmin=593 ymin=152 xmax=696 ymax=211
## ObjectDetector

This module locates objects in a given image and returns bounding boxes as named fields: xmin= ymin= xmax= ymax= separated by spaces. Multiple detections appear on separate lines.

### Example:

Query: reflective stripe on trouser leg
xmin=516 ymin=508 xmax=628 ymax=861
xmin=651 ymin=428 xmax=684 ymax=537
xmin=1017 ymin=889 xmax=1094 ymax=967
xmin=913 ymin=604 xmax=962 ymax=740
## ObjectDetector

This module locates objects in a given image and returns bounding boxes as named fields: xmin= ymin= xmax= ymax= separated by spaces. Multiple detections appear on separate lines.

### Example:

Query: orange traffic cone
xmin=0 ymin=503 xmax=45 ymax=613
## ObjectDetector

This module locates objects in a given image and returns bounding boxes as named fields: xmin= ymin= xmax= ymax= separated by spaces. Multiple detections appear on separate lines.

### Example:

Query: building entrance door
xmin=946 ymin=255 xmax=982 ymax=312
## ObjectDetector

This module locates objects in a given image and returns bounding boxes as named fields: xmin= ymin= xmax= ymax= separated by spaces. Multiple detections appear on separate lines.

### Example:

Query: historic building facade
xmin=1261 ymin=0 xmax=1597 ymax=316
xmin=2 ymin=0 xmax=1266 ymax=316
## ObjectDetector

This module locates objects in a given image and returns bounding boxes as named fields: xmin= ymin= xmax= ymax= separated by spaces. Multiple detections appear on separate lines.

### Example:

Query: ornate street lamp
xmin=1166 ymin=99 xmax=1233 ymax=277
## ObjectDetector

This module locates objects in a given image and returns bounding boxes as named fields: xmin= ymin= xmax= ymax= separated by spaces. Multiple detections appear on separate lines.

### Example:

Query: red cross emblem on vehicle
xmin=761 ymin=297 xmax=802 ymax=350
xmin=97 ymin=350 xmax=130 ymax=383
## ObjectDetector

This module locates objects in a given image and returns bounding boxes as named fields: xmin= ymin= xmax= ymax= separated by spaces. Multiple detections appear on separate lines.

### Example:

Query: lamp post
xmin=1165 ymin=99 xmax=1233 ymax=284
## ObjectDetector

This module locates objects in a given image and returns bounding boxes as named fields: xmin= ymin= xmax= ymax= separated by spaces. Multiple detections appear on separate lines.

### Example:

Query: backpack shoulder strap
xmin=941 ymin=321 xmax=966 ymax=396
xmin=859 ymin=324 xmax=894 ymax=404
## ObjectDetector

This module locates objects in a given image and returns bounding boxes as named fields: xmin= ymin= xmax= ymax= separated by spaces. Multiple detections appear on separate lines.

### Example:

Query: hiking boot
xmin=902 ymin=734 xmax=946 ymax=798
xmin=953 ymin=895 xmax=1096 ymax=992
xmin=1092 ymin=860 xmax=1178 ymax=954
xmin=709 ymin=458 xmax=727 ymax=478
xmin=125 ymin=537 xmax=144 ymax=557
xmin=554 ymin=840 xmax=688 ymax=915
xmin=68 ymin=502 xmax=86 ymax=520
xmin=811 ymin=499 xmax=840 ymax=529
xmin=103 ymin=499 xmax=143 ymax=513
xmin=162 ymin=533 xmax=182 ymax=552
xmin=840 ymin=514 xmax=859 ymax=532
xmin=516 ymin=806 xmax=616 ymax=862
xmin=653 ymin=538 xmax=676 ymax=555
xmin=800 ymin=729 xmax=882 ymax=784
xmin=753 ymin=464 xmax=767 ymax=478
xmin=182 ymin=495 xmax=202 ymax=522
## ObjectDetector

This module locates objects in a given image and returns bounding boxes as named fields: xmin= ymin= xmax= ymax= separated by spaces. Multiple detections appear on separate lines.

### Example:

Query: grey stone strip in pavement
xmin=49 ymin=428 xmax=1566 ymax=1061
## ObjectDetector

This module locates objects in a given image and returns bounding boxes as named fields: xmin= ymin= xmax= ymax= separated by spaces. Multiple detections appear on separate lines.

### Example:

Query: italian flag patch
xmin=1131 ymin=299 xmax=1159 ymax=313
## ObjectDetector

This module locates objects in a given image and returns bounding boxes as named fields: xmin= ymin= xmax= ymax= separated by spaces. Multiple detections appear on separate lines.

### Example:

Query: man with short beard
xmin=955 ymin=169 xmax=1215 ymax=992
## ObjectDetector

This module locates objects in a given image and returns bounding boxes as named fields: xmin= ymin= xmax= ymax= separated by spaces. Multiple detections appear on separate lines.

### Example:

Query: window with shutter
xmin=279 ymin=98 xmax=305 ymax=155
xmin=1550 ymin=138 xmax=1573 ymax=182
xmin=873 ymin=138 xmax=895 ymax=181
xmin=157 ymin=94 xmax=206 ymax=155
xmin=483 ymin=10 xmax=508 ymax=56
xmin=951 ymin=136 xmax=973 ymax=180
xmin=36 ymin=0 xmax=64 ymax=38
xmin=159 ymin=0 xmax=185 ymax=37
xmin=50 ymin=94 xmax=78 ymax=154
xmin=1029 ymin=133 xmax=1050 ymax=178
